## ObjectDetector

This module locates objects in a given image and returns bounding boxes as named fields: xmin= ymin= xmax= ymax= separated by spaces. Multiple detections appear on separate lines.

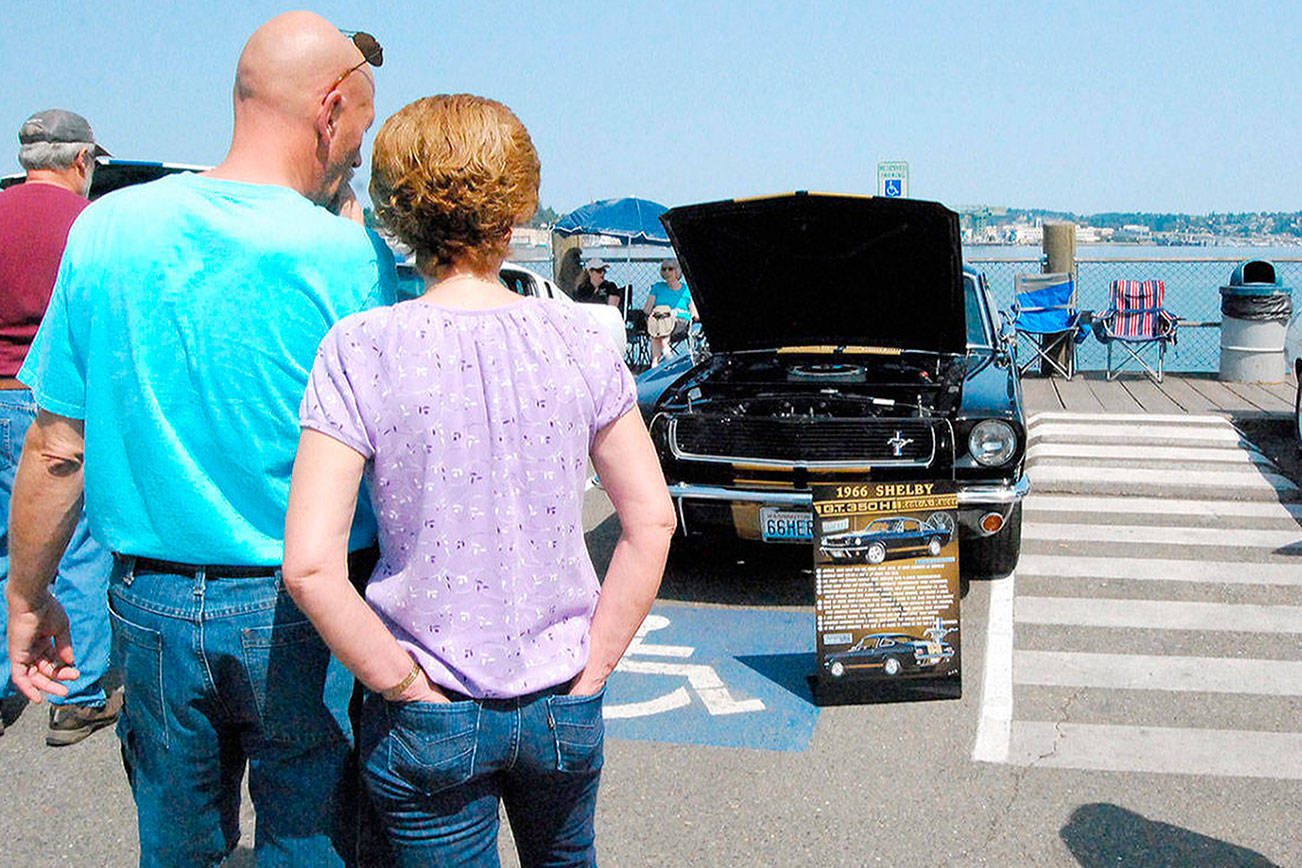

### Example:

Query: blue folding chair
xmin=1002 ymin=273 xmax=1085 ymax=378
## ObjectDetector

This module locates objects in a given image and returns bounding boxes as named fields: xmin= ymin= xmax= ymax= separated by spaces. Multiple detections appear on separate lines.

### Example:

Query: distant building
xmin=511 ymin=227 xmax=550 ymax=247
xmin=1012 ymin=224 xmax=1043 ymax=245
xmin=1114 ymin=224 xmax=1153 ymax=243
xmin=1076 ymin=225 xmax=1114 ymax=244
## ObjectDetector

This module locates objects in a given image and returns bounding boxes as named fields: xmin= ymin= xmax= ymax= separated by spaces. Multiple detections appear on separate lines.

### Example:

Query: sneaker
xmin=46 ymin=687 xmax=123 ymax=747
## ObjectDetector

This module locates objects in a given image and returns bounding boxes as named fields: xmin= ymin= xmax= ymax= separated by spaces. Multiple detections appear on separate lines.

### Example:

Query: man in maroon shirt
xmin=0 ymin=109 xmax=119 ymax=744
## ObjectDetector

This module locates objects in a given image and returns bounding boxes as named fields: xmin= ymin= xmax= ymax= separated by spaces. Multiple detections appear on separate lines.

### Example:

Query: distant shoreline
xmin=967 ymin=240 xmax=1302 ymax=248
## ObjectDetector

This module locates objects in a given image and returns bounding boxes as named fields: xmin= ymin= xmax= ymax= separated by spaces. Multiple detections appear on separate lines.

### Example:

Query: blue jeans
xmin=360 ymin=685 xmax=605 ymax=867
xmin=108 ymin=558 xmax=355 ymax=867
xmin=0 ymin=389 xmax=112 ymax=706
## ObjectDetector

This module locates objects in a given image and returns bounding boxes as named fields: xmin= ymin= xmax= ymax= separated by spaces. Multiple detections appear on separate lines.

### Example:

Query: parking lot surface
xmin=1 ymin=412 xmax=1299 ymax=866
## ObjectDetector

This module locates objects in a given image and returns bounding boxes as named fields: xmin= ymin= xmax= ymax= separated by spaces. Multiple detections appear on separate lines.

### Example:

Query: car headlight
xmin=968 ymin=419 xmax=1016 ymax=466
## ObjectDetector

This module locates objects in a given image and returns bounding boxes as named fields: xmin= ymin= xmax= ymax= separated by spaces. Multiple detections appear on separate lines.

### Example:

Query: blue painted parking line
xmin=604 ymin=604 xmax=819 ymax=752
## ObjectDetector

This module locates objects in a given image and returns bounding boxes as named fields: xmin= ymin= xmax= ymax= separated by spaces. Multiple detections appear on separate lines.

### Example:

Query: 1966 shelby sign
xmin=812 ymin=479 xmax=961 ymax=695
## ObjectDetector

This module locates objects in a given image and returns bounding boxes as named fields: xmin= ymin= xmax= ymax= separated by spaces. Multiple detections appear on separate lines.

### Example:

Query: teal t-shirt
xmin=19 ymin=173 xmax=397 ymax=564
xmin=648 ymin=280 xmax=693 ymax=319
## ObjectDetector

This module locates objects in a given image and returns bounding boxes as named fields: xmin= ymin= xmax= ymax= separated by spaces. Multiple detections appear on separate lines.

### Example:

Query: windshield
xmin=964 ymin=274 xmax=994 ymax=347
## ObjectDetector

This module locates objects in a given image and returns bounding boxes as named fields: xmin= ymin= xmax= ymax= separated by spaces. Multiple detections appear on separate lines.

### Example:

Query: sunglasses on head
xmin=330 ymin=30 xmax=383 ymax=92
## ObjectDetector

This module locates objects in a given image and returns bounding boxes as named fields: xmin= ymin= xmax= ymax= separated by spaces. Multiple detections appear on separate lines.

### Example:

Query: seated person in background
xmin=643 ymin=258 xmax=697 ymax=365
xmin=572 ymin=257 xmax=624 ymax=308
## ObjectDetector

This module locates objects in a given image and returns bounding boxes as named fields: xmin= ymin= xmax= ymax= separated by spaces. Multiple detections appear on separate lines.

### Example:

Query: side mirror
xmin=998 ymin=320 xmax=1015 ymax=345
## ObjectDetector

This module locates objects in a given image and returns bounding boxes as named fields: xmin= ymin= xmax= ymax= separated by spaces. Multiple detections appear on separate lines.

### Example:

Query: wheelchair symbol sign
xmin=604 ymin=614 xmax=765 ymax=719
xmin=877 ymin=160 xmax=908 ymax=198
xmin=600 ymin=605 xmax=821 ymax=751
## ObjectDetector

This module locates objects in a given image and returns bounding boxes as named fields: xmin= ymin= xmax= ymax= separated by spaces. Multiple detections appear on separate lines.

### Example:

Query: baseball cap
xmin=586 ymin=257 xmax=608 ymax=270
xmin=18 ymin=109 xmax=111 ymax=158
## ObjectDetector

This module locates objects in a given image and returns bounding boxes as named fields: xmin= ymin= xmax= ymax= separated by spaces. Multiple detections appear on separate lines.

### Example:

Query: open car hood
xmin=661 ymin=193 xmax=966 ymax=354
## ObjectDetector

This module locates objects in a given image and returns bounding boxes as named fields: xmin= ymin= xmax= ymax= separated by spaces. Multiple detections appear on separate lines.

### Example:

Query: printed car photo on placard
xmin=813 ymin=480 xmax=961 ymax=686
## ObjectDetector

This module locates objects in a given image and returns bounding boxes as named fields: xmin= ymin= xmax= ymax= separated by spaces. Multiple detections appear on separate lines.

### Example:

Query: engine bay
xmin=659 ymin=351 xmax=966 ymax=419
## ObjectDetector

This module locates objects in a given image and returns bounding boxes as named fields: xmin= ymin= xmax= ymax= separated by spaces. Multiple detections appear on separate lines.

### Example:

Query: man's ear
xmin=315 ymin=91 xmax=343 ymax=150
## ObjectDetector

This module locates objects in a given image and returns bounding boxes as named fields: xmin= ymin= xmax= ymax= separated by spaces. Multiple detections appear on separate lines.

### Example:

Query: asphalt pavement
xmin=1 ymin=417 xmax=1298 ymax=866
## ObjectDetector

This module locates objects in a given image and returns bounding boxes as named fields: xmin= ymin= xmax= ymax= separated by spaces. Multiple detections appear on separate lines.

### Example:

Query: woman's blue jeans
xmin=360 ymin=685 xmax=605 ymax=867
xmin=108 ymin=559 xmax=355 ymax=867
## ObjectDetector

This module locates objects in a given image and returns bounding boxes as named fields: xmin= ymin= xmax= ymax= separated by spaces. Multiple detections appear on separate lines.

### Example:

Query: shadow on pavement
xmin=1234 ymin=414 xmax=1302 ymax=489
xmin=587 ymin=516 xmax=976 ymax=606
xmin=662 ymin=537 xmax=815 ymax=606
xmin=586 ymin=513 xmax=816 ymax=606
xmin=1060 ymin=803 xmax=1280 ymax=868
xmin=1234 ymin=415 xmax=1302 ymax=555
xmin=734 ymin=652 xmax=817 ymax=703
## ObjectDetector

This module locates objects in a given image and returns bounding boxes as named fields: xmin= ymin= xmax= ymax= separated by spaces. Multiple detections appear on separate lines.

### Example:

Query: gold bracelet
xmin=381 ymin=659 xmax=422 ymax=701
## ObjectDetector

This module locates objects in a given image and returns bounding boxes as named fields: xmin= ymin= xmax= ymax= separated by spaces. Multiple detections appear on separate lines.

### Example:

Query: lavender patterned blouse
xmin=300 ymin=296 xmax=636 ymax=698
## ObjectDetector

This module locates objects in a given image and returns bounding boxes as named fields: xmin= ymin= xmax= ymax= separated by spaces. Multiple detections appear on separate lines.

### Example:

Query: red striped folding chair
xmin=1094 ymin=279 xmax=1179 ymax=382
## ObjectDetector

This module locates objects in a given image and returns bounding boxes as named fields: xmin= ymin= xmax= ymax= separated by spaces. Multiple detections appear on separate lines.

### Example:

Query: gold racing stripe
xmin=776 ymin=345 xmax=901 ymax=356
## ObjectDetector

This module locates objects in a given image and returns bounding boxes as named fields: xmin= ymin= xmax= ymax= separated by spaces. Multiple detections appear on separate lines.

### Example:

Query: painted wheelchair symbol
xmin=604 ymin=614 xmax=765 ymax=720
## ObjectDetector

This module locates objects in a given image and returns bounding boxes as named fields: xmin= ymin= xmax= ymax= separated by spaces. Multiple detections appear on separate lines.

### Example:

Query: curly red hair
xmin=370 ymin=94 xmax=540 ymax=273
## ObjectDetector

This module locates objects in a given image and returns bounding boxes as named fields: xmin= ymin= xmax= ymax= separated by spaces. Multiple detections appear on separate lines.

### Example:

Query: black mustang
xmin=823 ymin=632 xmax=955 ymax=678
xmin=636 ymin=193 xmax=1027 ymax=578
xmin=819 ymin=515 xmax=952 ymax=564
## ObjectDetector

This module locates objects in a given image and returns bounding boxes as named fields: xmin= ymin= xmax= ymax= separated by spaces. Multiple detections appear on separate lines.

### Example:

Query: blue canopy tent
xmin=552 ymin=196 xmax=673 ymax=312
xmin=553 ymin=197 xmax=671 ymax=244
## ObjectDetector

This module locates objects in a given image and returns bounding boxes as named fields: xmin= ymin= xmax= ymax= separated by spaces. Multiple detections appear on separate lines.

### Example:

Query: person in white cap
xmin=572 ymin=256 xmax=625 ymax=309
xmin=0 ymin=108 xmax=119 ymax=747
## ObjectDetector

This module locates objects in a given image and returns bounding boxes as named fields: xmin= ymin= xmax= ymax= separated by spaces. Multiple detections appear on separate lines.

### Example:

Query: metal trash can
xmin=1219 ymin=260 xmax=1292 ymax=382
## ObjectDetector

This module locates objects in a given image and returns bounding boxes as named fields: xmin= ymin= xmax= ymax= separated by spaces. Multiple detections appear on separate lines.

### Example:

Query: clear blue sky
xmin=4 ymin=1 xmax=1299 ymax=215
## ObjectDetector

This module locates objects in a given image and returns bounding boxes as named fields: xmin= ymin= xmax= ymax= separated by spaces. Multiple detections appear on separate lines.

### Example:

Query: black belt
xmin=120 ymin=555 xmax=279 ymax=579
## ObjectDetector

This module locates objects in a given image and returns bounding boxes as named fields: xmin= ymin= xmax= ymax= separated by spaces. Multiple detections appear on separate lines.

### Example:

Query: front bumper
xmin=666 ymin=474 xmax=1030 ymax=539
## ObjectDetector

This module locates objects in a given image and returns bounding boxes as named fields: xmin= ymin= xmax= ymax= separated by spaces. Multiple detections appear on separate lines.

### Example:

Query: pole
xmin=1041 ymin=221 xmax=1077 ymax=376
xmin=551 ymin=231 xmax=584 ymax=297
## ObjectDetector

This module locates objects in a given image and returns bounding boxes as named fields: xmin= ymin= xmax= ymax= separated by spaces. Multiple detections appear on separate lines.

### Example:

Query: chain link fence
xmin=523 ymin=251 xmax=1302 ymax=374
xmin=972 ymin=256 xmax=1302 ymax=373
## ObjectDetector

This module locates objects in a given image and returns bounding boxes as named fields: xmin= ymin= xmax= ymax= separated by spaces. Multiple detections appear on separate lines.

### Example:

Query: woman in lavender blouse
xmin=282 ymin=94 xmax=675 ymax=866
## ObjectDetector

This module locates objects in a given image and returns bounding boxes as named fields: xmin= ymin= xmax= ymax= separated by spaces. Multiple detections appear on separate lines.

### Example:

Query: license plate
xmin=760 ymin=508 xmax=814 ymax=542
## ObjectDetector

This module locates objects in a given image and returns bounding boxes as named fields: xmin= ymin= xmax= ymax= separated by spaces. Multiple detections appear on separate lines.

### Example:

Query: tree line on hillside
xmin=963 ymin=207 xmax=1302 ymax=237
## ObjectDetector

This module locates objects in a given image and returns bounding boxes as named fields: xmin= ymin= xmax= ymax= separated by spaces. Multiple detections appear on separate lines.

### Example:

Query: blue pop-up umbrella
xmin=553 ymin=197 xmax=671 ymax=245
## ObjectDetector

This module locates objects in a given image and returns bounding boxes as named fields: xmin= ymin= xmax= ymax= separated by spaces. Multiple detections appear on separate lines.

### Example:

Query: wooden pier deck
xmin=1021 ymin=372 xmax=1298 ymax=418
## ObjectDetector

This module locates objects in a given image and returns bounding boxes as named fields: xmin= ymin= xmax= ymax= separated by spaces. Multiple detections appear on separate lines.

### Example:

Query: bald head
xmin=214 ymin=10 xmax=377 ymax=204
xmin=235 ymin=10 xmax=373 ymax=117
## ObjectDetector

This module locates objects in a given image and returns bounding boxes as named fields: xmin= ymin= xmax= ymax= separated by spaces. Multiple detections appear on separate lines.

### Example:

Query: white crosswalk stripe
xmin=1021 ymin=523 xmax=1302 ymax=549
xmin=974 ymin=412 xmax=1302 ymax=780
xmin=1028 ymin=465 xmax=1298 ymax=496
xmin=1016 ymin=554 xmax=1302 ymax=586
xmin=1025 ymin=494 xmax=1302 ymax=522
xmin=1027 ymin=443 xmax=1272 ymax=465
xmin=1014 ymin=650 xmax=1302 ymax=696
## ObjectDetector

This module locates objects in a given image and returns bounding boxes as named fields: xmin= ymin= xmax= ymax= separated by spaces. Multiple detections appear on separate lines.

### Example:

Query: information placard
xmin=812 ymin=480 xmax=960 ymax=696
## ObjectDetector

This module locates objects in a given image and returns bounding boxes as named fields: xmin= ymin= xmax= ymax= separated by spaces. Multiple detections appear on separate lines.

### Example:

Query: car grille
xmin=669 ymin=417 xmax=938 ymax=466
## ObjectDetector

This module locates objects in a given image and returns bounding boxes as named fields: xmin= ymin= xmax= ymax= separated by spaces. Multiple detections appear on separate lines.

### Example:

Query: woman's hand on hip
xmin=568 ymin=674 xmax=607 ymax=696
xmin=397 ymin=672 xmax=452 ymax=703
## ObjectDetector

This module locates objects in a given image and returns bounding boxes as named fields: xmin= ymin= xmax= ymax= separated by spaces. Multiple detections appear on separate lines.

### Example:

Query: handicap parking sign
xmin=603 ymin=604 xmax=820 ymax=752
xmin=877 ymin=160 xmax=908 ymax=198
